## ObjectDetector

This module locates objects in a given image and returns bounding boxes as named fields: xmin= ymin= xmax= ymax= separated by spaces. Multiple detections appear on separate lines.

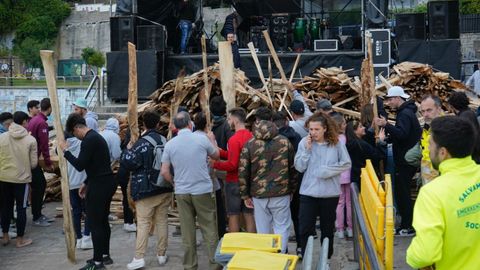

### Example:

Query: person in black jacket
xmin=210 ymin=96 xmax=234 ymax=150
xmin=375 ymin=86 xmax=421 ymax=237
xmin=117 ymin=130 xmax=136 ymax=232
xmin=121 ymin=110 xmax=173 ymax=269
xmin=448 ymin=91 xmax=480 ymax=163
xmin=345 ymin=120 xmax=386 ymax=186
xmin=226 ymin=32 xmax=241 ymax=69
xmin=59 ymin=113 xmax=116 ymax=270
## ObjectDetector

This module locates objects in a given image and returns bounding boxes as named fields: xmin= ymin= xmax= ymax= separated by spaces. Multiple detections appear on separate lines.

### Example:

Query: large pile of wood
xmin=377 ymin=62 xmax=468 ymax=105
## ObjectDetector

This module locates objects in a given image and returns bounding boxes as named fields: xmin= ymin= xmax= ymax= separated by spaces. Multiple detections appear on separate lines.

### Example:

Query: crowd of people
xmin=1 ymin=82 xmax=479 ymax=270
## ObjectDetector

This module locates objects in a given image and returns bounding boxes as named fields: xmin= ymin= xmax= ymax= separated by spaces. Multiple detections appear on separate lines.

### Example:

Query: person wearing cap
xmin=285 ymin=81 xmax=313 ymax=138
xmin=316 ymin=98 xmax=333 ymax=114
xmin=73 ymin=98 xmax=99 ymax=132
xmin=374 ymin=86 xmax=421 ymax=237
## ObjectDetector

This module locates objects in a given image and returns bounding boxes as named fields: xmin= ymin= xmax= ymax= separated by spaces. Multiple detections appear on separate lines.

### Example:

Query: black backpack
xmin=143 ymin=135 xmax=172 ymax=188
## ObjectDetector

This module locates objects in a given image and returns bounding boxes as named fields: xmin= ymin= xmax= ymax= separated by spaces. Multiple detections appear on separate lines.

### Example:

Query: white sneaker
xmin=81 ymin=235 xmax=93 ymax=250
xmin=124 ymin=223 xmax=137 ymax=232
xmin=127 ymin=257 xmax=145 ymax=270
xmin=76 ymin=239 xmax=82 ymax=249
xmin=346 ymin=228 xmax=353 ymax=238
xmin=157 ymin=255 xmax=168 ymax=266
xmin=335 ymin=230 xmax=345 ymax=239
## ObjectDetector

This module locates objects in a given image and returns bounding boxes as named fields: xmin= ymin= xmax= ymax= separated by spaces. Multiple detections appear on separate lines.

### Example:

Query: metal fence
xmin=461 ymin=14 xmax=480 ymax=33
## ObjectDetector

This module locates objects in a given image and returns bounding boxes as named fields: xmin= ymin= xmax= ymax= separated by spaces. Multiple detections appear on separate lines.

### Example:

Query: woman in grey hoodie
xmin=294 ymin=112 xmax=351 ymax=260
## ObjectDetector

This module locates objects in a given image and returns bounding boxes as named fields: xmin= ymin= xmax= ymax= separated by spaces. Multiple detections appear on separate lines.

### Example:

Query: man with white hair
xmin=374 ymin=86 xmax=421 ymax=236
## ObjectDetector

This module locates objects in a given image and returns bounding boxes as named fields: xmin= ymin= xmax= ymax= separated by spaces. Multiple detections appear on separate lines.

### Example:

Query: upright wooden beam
xmin=40 ymin=50 xmax=76 ymax=263
xmin=262 ymin=30 xmax=287 ymax=81
xmin=366 ymin=35 xmax=379 ymax=137
xmin=247 ymin=42 xmax=267 ymax=85
xmin=127 ymin=42 xmax=139 ymax=143
xmin=218 ymin=41 xmax=236 ymax=112
xmin=289 ymin=54 xmax=301 ymax=82
xmin=200 ymin=35 xmax=211 ymax=128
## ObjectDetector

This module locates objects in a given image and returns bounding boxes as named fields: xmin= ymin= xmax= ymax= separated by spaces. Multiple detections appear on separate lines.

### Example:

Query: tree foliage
xmin=0 ymin=0 xmax=71 ymax=68
xmin=82 ymin=47 xmax=105 ymax=68
xmin=461 ymin=0 xmax=480 ymax=14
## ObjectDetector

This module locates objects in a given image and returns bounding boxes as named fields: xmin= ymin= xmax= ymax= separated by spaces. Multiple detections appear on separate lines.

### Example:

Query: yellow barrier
xmin=227 ymin=250 xmax=299 ymax=270
xmin=384 ymin=175 xmax=394 ymax=270
xmin=356 ymin=160 xmax=394 ymax=270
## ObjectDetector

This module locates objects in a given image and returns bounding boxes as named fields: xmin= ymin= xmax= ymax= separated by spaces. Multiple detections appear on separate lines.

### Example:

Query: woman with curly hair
xmin=294 ymin=112 xmax=351 ymax=259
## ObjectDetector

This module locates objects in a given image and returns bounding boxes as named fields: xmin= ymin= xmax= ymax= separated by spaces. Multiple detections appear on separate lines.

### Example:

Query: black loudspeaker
xmin=428 ymin=1 xmax=459 ymax=40
xmin=250 ymin=26 xmax=268 ymax=52
xmin=137 ymin=25 xmax=166 ymax=51
xmin=368 ymin=29 xmax=391 ymax=65
xmin=270 ymin=13 xmax=289 ymax=51
xmin=395 ymin=13 xmax=426 ymax=41
xmin=365 ymin=0 xmax=388 ymax=27
xmin=398 ymin=39 xmax=461 ymax=79
xmin=110 ymin=16 xmax=139 ymax=51
xmin=107 ymin=50 xmax=165 ymax=100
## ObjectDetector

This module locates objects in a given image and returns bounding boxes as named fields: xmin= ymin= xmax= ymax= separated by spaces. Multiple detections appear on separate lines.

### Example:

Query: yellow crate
xmin=227 ymin=250 xmax=299 ymax=270
xmin=220 ymin=233 xmax=282 ymax=254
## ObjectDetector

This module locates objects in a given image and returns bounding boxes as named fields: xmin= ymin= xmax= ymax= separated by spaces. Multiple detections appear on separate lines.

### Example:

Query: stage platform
xmin=164 ymin=50 xmax=365 ymax=87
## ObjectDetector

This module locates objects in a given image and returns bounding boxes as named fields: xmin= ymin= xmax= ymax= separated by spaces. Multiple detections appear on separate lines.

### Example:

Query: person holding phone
xmin=294 ymin=112 xmax=351 ymax=260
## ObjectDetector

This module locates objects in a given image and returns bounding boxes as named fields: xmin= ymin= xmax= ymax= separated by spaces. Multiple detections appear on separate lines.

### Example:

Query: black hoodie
xmin=385 ymin=100 xmax=422 ymax=166
xmin=279 ymin=126 xmax=302 ymax=152
xmin=212 ymin=116 xmax=234 ymax=150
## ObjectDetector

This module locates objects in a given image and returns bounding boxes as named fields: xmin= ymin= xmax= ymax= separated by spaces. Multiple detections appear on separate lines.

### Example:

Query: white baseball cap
xmin=386 ymin=86 xmax=410 ymax=99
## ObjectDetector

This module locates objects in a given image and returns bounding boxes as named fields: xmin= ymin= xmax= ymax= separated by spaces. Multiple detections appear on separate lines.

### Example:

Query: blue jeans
xmin=179 ymin=20 xmax=192 ymax=54
xmin=70 ymin=189 xmax=90 ymax=239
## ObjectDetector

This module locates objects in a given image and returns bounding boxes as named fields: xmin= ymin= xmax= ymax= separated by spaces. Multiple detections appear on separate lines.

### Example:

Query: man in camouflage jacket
xmin=239 ymin=119 xmax=296 ymax=253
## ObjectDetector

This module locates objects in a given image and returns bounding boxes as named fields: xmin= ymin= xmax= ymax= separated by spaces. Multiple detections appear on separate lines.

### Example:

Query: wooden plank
xmin=218 ymin=41 xmax=236 ymax=112
xmin=127 ymin=42 xmax=139 ymax=144
xmin=262 ymin=30 xmax=287 ymax=81
xmin=333 ymin=94 xmax=359 ymax=107
xmin=247 ymin=42 xmax=267 ymax=85
xmin=289 ymin=54 xmax=301 ymax=82
xmin=200 ymin=35 xmax=211 ymax=128
xmin=40 ymin=50 xmax=76 ymax=263
xmin=366 ymin=35 xmax=379 ymax=137
xmin=332 ymin=105 xmax=361 ymax=118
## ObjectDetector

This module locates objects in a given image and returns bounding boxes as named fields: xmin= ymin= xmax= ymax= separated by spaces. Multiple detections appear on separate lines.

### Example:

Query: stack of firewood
xmin=45 ymin=173 xmax=62 ymax=202
xmin=377 ymin=62 xmax=469 ymax=107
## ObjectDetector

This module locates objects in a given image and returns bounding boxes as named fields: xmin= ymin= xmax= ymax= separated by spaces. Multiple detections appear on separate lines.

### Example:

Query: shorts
xmin=225 ymin=182 xmax=254 ymax=215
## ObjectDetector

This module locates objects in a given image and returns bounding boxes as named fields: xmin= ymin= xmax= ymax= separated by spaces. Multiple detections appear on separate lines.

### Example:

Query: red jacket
xmin=213 ymin=129 xmax=252 ymax=183
xmin=27 ymin=112 xmax=51 ymax=167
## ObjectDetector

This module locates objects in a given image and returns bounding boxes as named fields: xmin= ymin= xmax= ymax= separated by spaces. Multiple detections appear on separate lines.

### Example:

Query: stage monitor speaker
xmin=365 ymin=0 xmax=388 ymax=26
xmin=270 ymin=13 xmax=289 ymax=51
xmin=395 ymin=13 xmax=426 ymax=41
xmin=110 ymin=16 xmax=139 ymax=51
xmin=137 ymin=25 xmax=166 ymax=51
xmin=374 ymin=65 xmax=390 ymax=86
xmin=428 ymin=1 xmax=459 ymax=40
xmin=367 ymin=29 xmax=391 ymax=65
xmin=107 ymin=50 xmax=164 ymax=100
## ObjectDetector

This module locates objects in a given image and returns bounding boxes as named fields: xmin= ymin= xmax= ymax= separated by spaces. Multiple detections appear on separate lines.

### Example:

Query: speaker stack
xmin=108 ymin=16 xmax=167 ymax=100
xmin=249 ymin=16 xmax=269 ymax=52
xmin=395 ymin=1 xmax=461 ymax=79
xmin=270 ymin=13 xmax=289 ymax=51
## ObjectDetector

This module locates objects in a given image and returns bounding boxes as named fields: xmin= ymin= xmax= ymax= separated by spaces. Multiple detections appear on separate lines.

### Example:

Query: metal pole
xmin=361 ymin=0 xmax=365 ymax=53
xmin=132 ymin=0 xmax=138 ymax=15
xmin=110 ymin=0 xmax=112 ymax=17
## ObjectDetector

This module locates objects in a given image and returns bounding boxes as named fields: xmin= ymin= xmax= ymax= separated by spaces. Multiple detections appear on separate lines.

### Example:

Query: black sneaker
xmin=79 ymin=262 xmax=105 ymax=270
xmin=395 ymin=228 xmax=415 ymax=237
xmin=87 ymin=256 xmax=113 ymax=266
xmin=296 ymin=247 xmax=303 ymax=260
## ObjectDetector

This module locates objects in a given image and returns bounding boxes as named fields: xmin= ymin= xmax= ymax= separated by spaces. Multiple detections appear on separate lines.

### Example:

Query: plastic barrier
xmin=227 ymin=250 xmax=299 ymax=270
xmin=302 ymin=236 xmax=314 ymax=270
xmin=316 ymin=237 xmax=330 ymax=270
xmin=352 ymin=160 xmax=395 ymax=270
xmin=220 ymin=232 xmax=282 ymax=254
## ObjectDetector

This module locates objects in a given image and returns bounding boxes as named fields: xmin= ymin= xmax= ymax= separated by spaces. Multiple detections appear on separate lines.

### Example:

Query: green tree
xmin=13 ymin=37 xmax=52 ymax=68
xmin=82 ymin=47 xmax=105 ymax=72
xmin=460 ymin=0 xmax=480 ymax=14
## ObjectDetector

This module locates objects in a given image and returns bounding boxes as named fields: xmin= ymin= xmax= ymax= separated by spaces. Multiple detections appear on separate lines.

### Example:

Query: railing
xmin=351 ymin=160 xmax=394 ymax=270
xmin=0 ymin=75 xmax=95 ymax=87
xmin=461 ymin=14 xmax=480 ymax=33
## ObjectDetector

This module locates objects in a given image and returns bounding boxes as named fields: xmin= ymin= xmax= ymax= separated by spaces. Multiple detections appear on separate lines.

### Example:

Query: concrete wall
xmin=460 ymin=32 xmax=480 ymax=76
xmin=57 ymin=9 xmax=111 ymax=60
xmin=0 ymin=88 xmax=92 ymax=123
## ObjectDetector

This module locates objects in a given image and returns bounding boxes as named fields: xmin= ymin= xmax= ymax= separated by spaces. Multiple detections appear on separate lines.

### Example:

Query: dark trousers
xmin=1 ymin=182 xmax=28 ymax=237
xmin=299 ymin=195 xmax=339 ymax=259
xmin=70 ymin=189 xmax=90 ymax=239
xmin=215 ymin=188 xmax=226 ymax=239
xmin=31 ymin=166 xmax=46 ymax=220
xmin=85 ymin=178 xmax=116 ymax=261
xmin=394 ymin=164 xmax=416 ymax=229
xmin=290 ymin=179 xmax=301 ymax=248
xmin=119 ymin=180 xmax=134 ymax=224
